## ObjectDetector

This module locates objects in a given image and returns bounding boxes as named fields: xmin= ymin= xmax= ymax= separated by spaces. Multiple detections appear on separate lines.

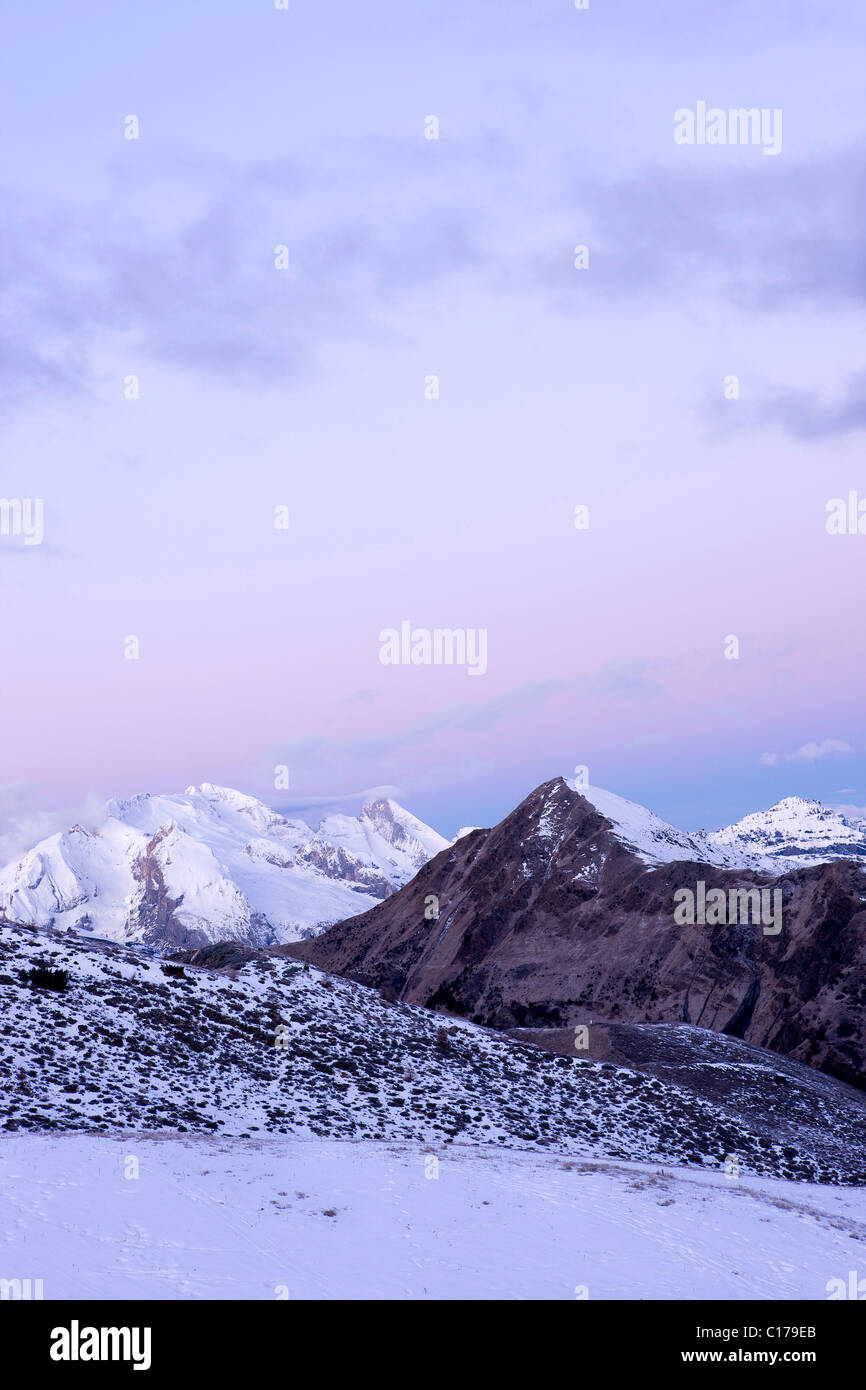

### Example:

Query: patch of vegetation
xmin=23 ymin=965 xmax=70 ymax=992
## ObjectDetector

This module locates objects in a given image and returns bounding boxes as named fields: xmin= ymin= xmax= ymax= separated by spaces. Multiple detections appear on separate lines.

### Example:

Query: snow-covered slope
xmin=4 ymin=919 xmax=866 ymax=1300
xmin=0 ymin=785 xmax=447 ymax=949
xmin=4 ymin=1133 xmax=865 ymax=1301
xmin=705 ymin=796 xmax=866 ymax=870
xmin=566 ymin=780 xmax=866 ymax=872
xmin=3 ymin=918 xmax=865 ymax=1183
xmin=566 ymin=781 xmax=712 ymax=865
xmin=317 ymin=799 xmax=449 ymax=882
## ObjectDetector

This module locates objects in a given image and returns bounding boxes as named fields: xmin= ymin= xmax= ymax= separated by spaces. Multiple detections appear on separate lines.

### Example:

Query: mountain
xmin=570 ymin=784 xmax=866 ymax=872
xmin=291 ymin=777 xmax=866 ymax=1088
xmin=704 ymin=796 xmax=866 ymax=869
xmin=0 ymin=784 xmax=448 ymax=949
xmin=3 ymin=917 xmax=866 ymax=1185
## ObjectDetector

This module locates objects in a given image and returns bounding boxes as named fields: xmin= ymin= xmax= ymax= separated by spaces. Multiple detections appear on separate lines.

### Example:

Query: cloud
xmin=759 ymin=739 xmax=854 ymax=766
xmin=7 ymin=129 xmax=866 ymax=413
xmin=343 ymin=688 xmax=381 ymax=706
xmin=707 ymin=372 xmax=866 ymax=442
xmin=271 ymin=680 xmax=565 ymax=771
xmin=593 ymin=659 xmax=665 ymax=700
xmin=0 ymin=147 xmax=488 ymax=408
xmin=273 ymin=785 xmax=401 ymax=824
xmin=566 ymin=149 xmax=866 ymax=312
xmin=0 ymin=784 xmax=106 ymax=867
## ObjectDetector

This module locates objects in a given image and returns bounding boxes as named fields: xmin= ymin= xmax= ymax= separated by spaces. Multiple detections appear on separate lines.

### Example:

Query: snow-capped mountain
xmin=704 ymin=796 xmax=866 ymax=869
xmin=1 ymin=773 xmax=862 ymax=955
xmin=569 ymin=781 xmax=866 ymax=872
xmin=0 ymin=783 xmax=448 ymax=949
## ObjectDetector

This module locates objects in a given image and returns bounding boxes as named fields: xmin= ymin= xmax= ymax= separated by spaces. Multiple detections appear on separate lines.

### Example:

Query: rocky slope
xmin=2 ymin=919 xmax=865 ymax=1184
xmin=291 ymin=778 xmax=866 ymax=1088
xmin=506 ymin=1020 xmax=866 ymax=1179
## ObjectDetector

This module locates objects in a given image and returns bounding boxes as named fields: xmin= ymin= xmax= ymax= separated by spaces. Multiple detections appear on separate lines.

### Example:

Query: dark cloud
xmin=707 ymin=372 xmax=866 ymax=441
xmin=2 ymin=135 xmax=864 ymax=407
xmin=535 ymin=148 xmax=866 ymax=312
xmin=0 ymin=153 xmax=487 ymax=405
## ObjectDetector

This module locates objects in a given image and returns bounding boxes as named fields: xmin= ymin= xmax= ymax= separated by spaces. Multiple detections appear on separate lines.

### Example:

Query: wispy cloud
xmin=760 ymin=739 xmax=854 ymax=766
xmin=271 ymin=680 xmax=565 ymax=772
xmin=7 ymin=133 xmax=866 ymax=412
xmin=0 ymin=784 xmax=106 ymax=866
xmin=273 ymin=785 xmax=401 ymax=823
xmin=594 ymin=659 xmax=665 ymax=700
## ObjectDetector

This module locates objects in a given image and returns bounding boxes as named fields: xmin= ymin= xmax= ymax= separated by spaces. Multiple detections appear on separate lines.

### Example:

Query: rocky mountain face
xmin=0 ymin=784 xmax=448 ymax=950
xmin=290 ymin=778 xmax=866 ymax=1089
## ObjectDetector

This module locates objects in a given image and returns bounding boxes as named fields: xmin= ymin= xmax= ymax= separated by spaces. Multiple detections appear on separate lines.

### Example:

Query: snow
xmin=564 ymin=778 xmax=866 ymax=873
xmin=565 ymin=782 xmax=711 ymax=866
xmin=706 ymin=796 xmax=866 ymax=870
xmin=0 ymin=787 xmax=447 ymax=948
xmin=2 ymin=1132 xmax=863 ymax=1300
xmin=318 ymin=798 xmax=448 ymax=880
xmin=4 ymin=918 xmax=865 ymax=1301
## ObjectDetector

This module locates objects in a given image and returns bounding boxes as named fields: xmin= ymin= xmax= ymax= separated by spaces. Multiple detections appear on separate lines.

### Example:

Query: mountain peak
xmin=562 ymin=778 xmax=710 ymax=866
xmin=359 ymin=797 xmax=450 ymax=860
xmin=0 ymin=784 xmax=447 ymax=949
xmin=769 ymin=795 xmax=821 ymax=810
xmin=184 ymin=782 xmax=262 ymax=808
xmin=705 ymin=795 xmax=866 ymax=867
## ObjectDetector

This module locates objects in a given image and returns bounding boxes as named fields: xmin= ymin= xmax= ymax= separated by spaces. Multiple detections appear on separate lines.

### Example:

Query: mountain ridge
xmin=0 ymin=783 xmax=448 ymax=949
xmin=291 ymin=776 xmax=866 ymax=1089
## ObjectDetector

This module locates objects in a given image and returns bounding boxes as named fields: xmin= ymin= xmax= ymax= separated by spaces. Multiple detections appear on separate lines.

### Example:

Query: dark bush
xmin=162 ymin=964 xmax=185 ymax=978
xmin=24 ymin=965 xmax=70 ymax=992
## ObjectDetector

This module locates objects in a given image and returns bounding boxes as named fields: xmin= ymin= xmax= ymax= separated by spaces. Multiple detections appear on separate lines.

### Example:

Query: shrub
xmin=24 ymin=965 xmax=70 ymax=992
xmin=162 ymin=964 xmax=185 ymax=978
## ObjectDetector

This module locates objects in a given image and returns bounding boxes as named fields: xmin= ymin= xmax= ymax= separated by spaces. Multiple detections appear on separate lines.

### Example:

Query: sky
xmin=0 ymin=0 xmax=864 ymax=847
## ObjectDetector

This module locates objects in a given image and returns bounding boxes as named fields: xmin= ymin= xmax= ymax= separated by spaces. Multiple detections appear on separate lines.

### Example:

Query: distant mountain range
xmin=0 ymin=774 xmax=864 ymax=965
xmin=0 ymin=783 xmax=448 ymax=949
